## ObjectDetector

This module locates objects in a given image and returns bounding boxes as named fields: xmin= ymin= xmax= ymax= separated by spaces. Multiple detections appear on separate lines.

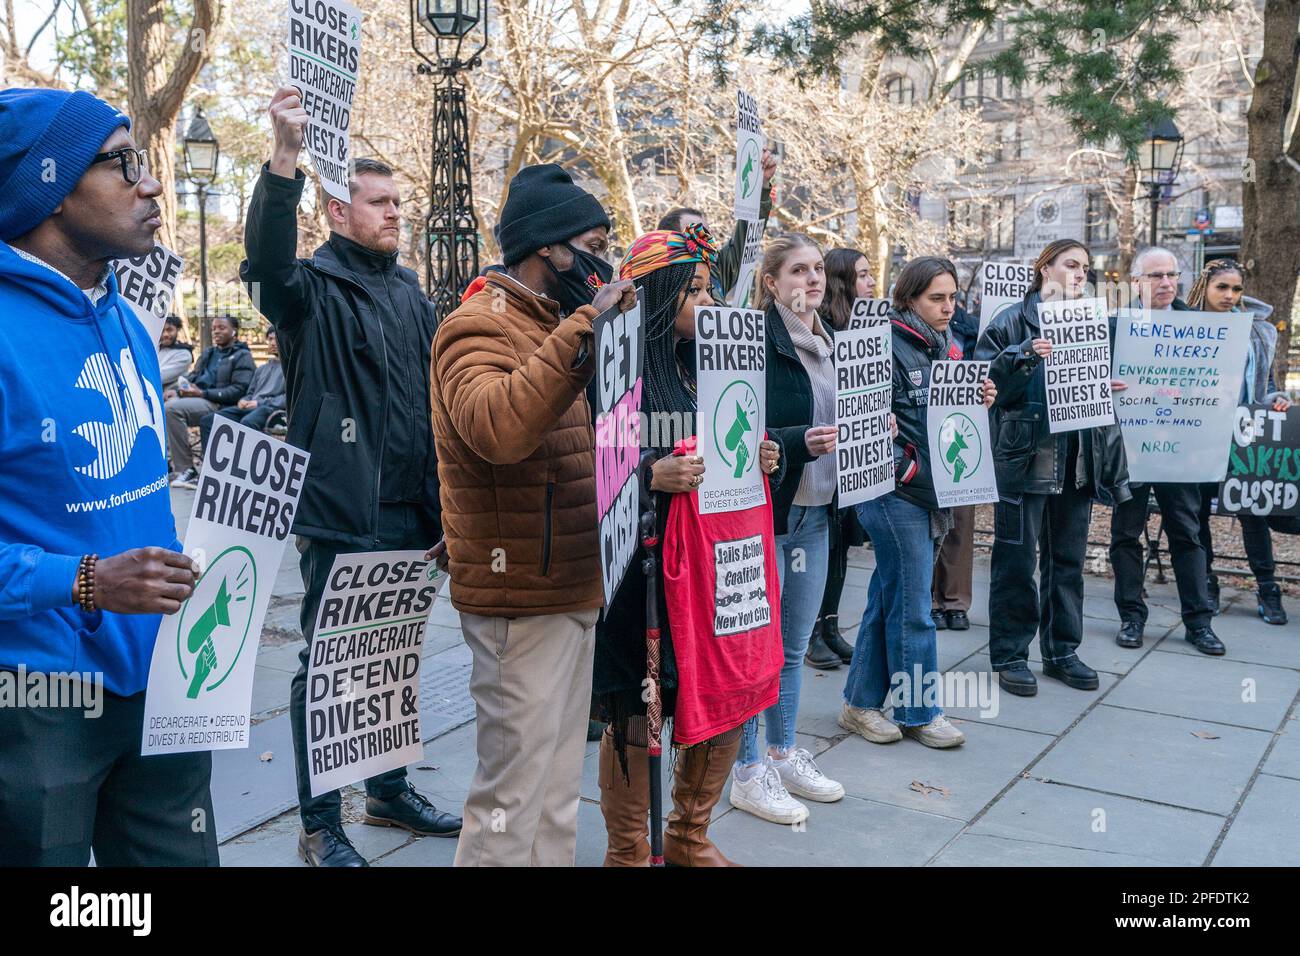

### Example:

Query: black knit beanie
xmin=497 ymin=163 xmax=611 ymax=266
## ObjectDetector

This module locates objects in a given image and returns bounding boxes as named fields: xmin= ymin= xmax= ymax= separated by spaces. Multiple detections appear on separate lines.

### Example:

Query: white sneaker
xmin=902 ymin=715 xmax=966 ymax=749
xmin=774 ymin=748 xmax=845 ymax=803
xmin=838 ymin=702 xmax=903 ymax=744
xmin=729 ymin=759 xmax=810 ymax=825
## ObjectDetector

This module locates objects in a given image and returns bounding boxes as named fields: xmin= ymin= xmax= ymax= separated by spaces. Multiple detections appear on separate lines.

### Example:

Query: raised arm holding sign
xmin=287 ymin=0 xmax=363 ymax=202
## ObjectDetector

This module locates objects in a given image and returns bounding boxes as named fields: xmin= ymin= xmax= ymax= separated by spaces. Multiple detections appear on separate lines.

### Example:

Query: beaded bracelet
xmin=76 ymin=554 xmax=98 ymax=612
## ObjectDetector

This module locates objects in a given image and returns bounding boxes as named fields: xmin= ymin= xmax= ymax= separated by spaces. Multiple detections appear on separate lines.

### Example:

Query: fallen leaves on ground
xmin=910 ymin=779 xmax=951 ymax=798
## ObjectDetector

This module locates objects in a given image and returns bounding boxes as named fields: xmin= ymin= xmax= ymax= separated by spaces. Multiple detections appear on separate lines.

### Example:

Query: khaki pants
xmin=454 ymin=607 xmax=598 ymax=867
xmin=932 ymin=504 xmax=975 ymax=611
xmin=164 ymin=396 xmax=217 ymax=472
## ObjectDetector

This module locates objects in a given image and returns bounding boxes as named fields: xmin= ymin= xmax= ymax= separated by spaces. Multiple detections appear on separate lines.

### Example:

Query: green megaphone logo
xmin=724 ymin=403 xmax=753 ymax=478
xmin=186 ymin=578 xmax=231 ymax=699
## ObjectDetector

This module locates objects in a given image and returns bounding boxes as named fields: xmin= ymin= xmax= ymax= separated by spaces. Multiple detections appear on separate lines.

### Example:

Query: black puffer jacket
xmin=974 ymin=290 xmax=1131 ymax=503
xmin=189 ymin=340 xmax=254 ymax=407
xmin=240 ymin=164 xmax=441 ymax=548
xmin=888 ymin=313 xmax=962 ymax=512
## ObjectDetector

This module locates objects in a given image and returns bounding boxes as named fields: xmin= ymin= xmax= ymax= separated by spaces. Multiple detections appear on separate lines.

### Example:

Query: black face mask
xmin=546 ymin=243 xmax=614 ymax=314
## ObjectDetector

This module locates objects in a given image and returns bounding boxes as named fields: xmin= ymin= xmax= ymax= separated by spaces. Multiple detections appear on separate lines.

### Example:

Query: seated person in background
xmin=156 ymin=314 xmax=193 ymax=389
xmin=164 ymin=313 xmax=254 ymax=487
xmin=199 ymin=327 xmax=285 ymax=445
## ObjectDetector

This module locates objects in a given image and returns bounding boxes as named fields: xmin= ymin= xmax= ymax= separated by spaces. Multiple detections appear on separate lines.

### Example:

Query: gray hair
xmin=1131 ymin=246 xmax=1179 ymax=277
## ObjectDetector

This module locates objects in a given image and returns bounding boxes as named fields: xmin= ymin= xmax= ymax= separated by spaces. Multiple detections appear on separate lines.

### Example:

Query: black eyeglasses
xmin=91 ymin=147 xmax=149 ymax=185
xmin=1140 ymin=271 xmax=1182 ymax=281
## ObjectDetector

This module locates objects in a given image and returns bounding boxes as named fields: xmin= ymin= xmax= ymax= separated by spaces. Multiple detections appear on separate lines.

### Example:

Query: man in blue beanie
xmin=0 ymin=87 xmax=215 ymax=866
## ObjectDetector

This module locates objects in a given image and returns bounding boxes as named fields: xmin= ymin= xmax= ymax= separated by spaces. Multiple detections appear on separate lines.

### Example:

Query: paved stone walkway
xmin=174 ymin=490 xmax=1300 ymax=867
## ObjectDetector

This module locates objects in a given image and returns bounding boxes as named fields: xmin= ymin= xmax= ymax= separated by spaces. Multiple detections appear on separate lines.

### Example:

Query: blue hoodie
xmin=0 ymin=239 xmax=181 ymax=696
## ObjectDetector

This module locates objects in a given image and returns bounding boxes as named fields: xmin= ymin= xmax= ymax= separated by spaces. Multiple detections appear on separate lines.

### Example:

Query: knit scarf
xmin=895 ymin=306 xmax=953 ymax=361
xmin=777 ymin=303 xmax=837 ymax=506
xmin=895 ymin=307 xmax=955 ymax=540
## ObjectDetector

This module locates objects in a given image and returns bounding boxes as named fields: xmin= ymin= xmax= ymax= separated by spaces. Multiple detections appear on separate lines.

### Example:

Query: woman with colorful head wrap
xmin=593 ymin=225 xmax=783 ymax=867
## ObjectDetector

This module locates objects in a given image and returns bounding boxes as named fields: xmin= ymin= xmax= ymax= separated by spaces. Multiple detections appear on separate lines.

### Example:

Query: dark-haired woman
xmin=592 ymin=226 xmax=784 ymax=866
xmin=803 ymin=247 xmax=875 ymax=669
xmin=974 ymin=239 xmax=1130 ymax=696
xmin=838 ymin=256 xmax=995 ymax=750
xmin=1188 ymin=259 xmax=1295 ymax=625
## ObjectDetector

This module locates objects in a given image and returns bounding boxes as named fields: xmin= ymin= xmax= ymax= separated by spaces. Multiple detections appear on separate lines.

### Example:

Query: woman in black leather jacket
xmin=974 ymin=239 xmax=1130 ymax=698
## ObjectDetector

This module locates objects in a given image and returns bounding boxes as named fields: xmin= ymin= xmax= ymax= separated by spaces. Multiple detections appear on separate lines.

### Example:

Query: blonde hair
xmin=758 ymin=234 xmax=822 ymax=309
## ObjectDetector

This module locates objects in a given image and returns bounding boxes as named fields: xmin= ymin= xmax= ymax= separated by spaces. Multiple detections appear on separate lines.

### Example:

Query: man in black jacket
xmin=658 ymin=148 xmax=778 ymax=305
xmin=1109 ymin=247 xmax=1222 ymax=656
xmin=165 ymin=313 xmax=254 ymax=485
xmin=241 ymin=86 xmax=460 ymax=867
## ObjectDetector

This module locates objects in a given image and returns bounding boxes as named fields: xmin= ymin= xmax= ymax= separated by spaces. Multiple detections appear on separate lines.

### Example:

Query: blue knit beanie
xmin=0 ymin=88 xmax=131 ymax=241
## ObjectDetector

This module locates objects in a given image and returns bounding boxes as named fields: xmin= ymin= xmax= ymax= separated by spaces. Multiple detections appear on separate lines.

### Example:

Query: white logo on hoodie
xmin=73 ymin=347 xmax=165 ymax=480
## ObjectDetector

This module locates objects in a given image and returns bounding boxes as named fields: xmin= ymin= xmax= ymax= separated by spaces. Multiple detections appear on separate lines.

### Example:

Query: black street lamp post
xmin=410 ymin=0 xmax=488 ymax=322
xmin=183 ymin=109 xmax=220 ymax=350
xmin=1136 ymin=117 xmax=1185 ymax=248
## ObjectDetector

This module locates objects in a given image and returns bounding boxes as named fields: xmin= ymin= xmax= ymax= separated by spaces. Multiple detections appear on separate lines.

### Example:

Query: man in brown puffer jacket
xmin=431 ymin=164 xmax=635 ymax=866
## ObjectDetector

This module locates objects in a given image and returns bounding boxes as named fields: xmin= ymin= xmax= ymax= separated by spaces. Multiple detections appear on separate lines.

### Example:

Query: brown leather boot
xmin=598 ymin=728 xmax=650 ymax=866
xmin=663 ymin=725 xmax=743 ymax=867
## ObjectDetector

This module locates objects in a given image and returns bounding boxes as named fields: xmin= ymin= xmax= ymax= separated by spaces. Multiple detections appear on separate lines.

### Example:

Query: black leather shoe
xmin=1043 ymin=657 xmax=1099 ymax=691
xmin=997 ymin=666 xmax=1038 ymax=697
xmin=1206 ymin=576 xmax=1221 ymax=615
xmin=945 ymin=610 xmax=970 ymax=631
xmin=804 ymin=623 xmax=842 ymax=670
xmin=1185 ymin=625 xmax=1226 ymax=656
xmin=364 ymin=785 xmax=462 ymax=836
xmin=1115 ymin=620 xmax=1144 ymax=649
xmin=299 ymin=825 xmax=368 ymax=867
xmin=931 ymin=609 xmax=947 ymax=631
xmin=1258 ymin=582 xmax=1288 ymax=625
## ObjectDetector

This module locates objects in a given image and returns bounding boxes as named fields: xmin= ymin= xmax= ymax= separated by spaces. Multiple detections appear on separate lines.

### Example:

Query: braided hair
xmin=1185 ymin=258 xmax=1244 ymax=311
xmin=633 ymin=260 xmax=699 ymax=455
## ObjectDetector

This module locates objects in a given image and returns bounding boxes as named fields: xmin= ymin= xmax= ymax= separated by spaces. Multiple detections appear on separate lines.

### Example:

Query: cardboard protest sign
xmin=1037 ymin=297 xmax=1114 ymax=433
xmin=835 ymin=300 xmax=893 ymax=507
xmin=696 ymin=305 xmax=766 ymax=515
xmin=979 ymin=261 xmax=1033 ymax=337
xmin=143 ymin=419 xmax=310 ymax=754
xmin=728 ymin=219 xmax=765 ymax=308
xmin=844 ymin=297 xmax=891 ymax=329
xmin=593 ymin=290 xmax=645 ymax=606
xmin=1112 ymin=308 xmax=1251 ymax=483
xmin=1219 ymin=404 xmax=1300 ymax=517
xmin=288 ymin=0 xmax=363 ymax=203
xmin=306 ymin=550 xmax=443 ymax=797
xmin=733 ymin=89 xmax=764 ymax=222
xmin=112 ymin=243 xmax=184 ymax=347
xmin=926 ymin=360 xmax=997 ymax=507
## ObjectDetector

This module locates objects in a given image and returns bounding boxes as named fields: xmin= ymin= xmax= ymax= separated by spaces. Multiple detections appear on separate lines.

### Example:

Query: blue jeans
xmin=843 ymin=494 xmax=941 ymax=727
xmin=737 ymin=504 xmax=830 ymax=765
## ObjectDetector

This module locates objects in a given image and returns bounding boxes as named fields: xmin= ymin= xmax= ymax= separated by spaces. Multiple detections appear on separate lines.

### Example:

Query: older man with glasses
xmin=1109 ymin=246 xmax=1223 ymax=656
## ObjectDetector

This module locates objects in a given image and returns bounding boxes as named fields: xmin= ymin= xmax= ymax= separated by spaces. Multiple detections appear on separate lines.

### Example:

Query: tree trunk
xmin=1118 ymin=163 xmax=1137 ymax=280
xmin=126 ymin=0 xmax=222 ymax=251
xmin=1241 ymin=0 xmax=1300 ymax=385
